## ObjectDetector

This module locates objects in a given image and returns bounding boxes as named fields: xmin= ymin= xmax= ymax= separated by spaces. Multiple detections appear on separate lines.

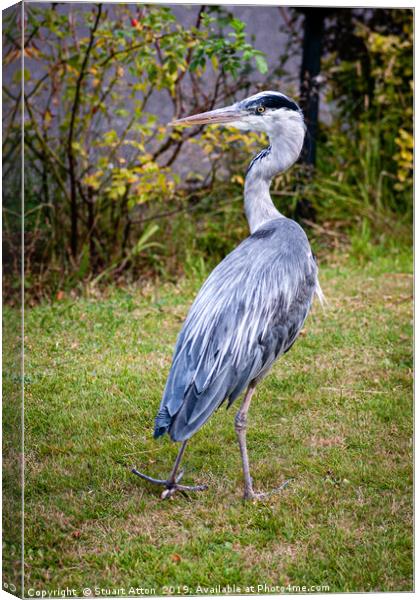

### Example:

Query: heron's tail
xmin=153 ymin=407 xmax=171 ymax=438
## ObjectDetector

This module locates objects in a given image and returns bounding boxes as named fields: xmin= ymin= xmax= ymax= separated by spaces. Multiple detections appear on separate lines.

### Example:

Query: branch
xmin=127 ymin=184 xmax=239 ymax=226
xmin=25 ymin=71 xmax=50 ymax=100
xmin=97 ymin=26 xmax=175 ymax=69
xmin=66 ymin=3 xmax=102 ymax=257
xmin=24 ymin=95 xmax=68 ymax=172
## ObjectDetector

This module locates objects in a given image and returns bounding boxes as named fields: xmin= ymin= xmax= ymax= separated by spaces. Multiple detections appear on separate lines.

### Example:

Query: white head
xmin=171 ymin=90 xmax=306 ymax=173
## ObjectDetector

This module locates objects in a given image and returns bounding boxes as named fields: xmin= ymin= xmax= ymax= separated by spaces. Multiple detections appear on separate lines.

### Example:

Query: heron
xmin=132 ymin=90 xmax=323 ymax=500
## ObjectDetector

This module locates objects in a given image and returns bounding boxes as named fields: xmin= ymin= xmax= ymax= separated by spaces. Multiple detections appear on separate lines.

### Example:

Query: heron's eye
xmin=257 ymin=106 xmax=265 ymax=114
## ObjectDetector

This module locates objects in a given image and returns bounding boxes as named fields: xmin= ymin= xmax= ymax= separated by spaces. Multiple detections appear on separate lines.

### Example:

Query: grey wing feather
xmin=154 ymin=218 xmax=320 ymax=442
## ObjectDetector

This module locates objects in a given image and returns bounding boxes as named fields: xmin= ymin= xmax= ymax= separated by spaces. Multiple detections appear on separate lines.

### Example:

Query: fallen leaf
xmin=170 ymin=553 xmax=181 ymax=563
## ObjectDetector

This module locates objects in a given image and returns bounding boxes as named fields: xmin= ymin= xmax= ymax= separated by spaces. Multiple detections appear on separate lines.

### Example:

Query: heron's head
xmin=170 ymin=90 xmax=305 ymax=139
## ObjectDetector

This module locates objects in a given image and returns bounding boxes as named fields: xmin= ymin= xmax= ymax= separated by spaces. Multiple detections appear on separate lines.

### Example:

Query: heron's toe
xmin=243 ymin=478 xmax=294 ymax=501
xmin=161 ymin=487 xmax=177 ymax=500
xmin=175 ymin=469 xmax=185 ymax=483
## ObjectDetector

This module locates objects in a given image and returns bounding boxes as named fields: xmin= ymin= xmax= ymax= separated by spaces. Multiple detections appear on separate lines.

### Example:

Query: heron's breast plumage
xmin=154 ymin=218 xmax=319 ymax=441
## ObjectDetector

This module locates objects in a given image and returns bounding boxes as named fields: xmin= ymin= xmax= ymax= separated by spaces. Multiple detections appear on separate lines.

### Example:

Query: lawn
xmin=14 ymin=249 xmax=414 ymax=593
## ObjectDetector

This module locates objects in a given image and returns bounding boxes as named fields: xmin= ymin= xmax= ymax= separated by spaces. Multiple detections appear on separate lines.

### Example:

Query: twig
xmin=24 ymin=98 xmax=71 ymax=201
xmin=321 ymin=386 xmax=386 ymax=395
xmin=301 ymin=218 xmax=342 ymax=238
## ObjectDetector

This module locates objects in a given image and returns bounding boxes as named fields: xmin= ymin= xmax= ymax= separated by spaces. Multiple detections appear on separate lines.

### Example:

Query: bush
xmin=312 ymin=9 xmax=413 ymax=227
xmin=3 ymin=3 xmax=267 ymax=298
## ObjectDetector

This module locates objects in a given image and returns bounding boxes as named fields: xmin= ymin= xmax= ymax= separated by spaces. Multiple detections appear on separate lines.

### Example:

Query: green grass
xmin=10 ymin=249 xmax=413 ymax=593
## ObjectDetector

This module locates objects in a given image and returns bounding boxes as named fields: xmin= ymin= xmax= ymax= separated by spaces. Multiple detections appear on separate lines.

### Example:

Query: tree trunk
xmin=294 ymin=8 xmax=328 ymax=223
xmin=300 ymin=9 xmax=326 ymax=167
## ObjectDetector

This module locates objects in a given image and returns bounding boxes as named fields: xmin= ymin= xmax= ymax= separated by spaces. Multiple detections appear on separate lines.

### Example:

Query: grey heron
xmin=132 ymin=91 xmax=323 ymax=500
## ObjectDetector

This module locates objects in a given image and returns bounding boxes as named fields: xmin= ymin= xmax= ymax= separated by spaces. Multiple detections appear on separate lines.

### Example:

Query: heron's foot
xmin=131 ymin=467 xmax=208 ymax=499
xmin=160 ymin=481 xmax=208 ymax=500
xmin=243 ymin=478 xmax=294 ymax=501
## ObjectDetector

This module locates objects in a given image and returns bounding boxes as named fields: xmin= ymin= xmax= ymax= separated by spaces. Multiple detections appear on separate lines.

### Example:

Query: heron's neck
xmin=244 ymin=120 xmax=305 ymax=233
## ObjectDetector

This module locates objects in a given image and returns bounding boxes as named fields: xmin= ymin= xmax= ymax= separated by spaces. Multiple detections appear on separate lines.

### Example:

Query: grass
xmin=6 ymin=248 xmax=413 ymax=594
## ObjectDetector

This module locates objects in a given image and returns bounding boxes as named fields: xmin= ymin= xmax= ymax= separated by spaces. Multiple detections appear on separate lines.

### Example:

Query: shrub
xmin=3 ymin=3 xmax=267 ymax=298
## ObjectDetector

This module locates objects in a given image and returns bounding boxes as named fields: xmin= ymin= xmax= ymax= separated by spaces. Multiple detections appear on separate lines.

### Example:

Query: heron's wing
xmin=154 ymin=218 xmax=318 ymax=441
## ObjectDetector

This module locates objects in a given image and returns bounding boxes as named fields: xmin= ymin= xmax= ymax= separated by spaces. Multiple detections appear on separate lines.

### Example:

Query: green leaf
xmin=254 ymin=54 xmax=268 ymax=74
xmin=67 ymin=54 xmax=80 ymax=68
xmin=132 ymin=224 xmax=161 ymax=255
xmin=231 ymin=18 xmax=245 ymax=34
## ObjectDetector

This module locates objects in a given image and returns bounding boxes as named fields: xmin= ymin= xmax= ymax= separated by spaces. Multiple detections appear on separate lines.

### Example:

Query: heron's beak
xmin=169 ymin=105 xmax=245 ymax=127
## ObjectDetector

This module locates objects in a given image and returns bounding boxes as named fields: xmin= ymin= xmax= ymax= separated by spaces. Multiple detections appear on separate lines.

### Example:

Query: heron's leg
xmin=235 ymin=382 xmax=257 ymax=499
xmin=131 ymin=440 xmax=208 ymax=499
xmin=169 ymin=440 xmax=186 ymax=478
xmin=235 ymin=383 xmax=293 ymax=500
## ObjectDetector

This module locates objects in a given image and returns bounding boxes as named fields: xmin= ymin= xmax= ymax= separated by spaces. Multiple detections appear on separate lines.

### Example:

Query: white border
xmin=0 ymin=1 xmax=415 ymax=600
